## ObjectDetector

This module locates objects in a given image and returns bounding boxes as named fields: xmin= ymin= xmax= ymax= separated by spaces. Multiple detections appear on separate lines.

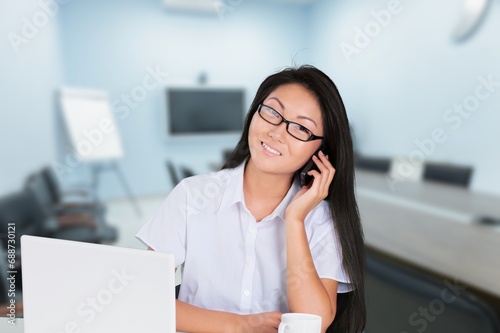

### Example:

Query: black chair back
xmin=423 ymin=163 xmax=473 ymax=187
xmin=355 ymin=156 xmax=391 ymax=173
xmin=179 ymin=166 xmax=194 ymax=179
xmin=166 ymin=161 xmax=180 ymax=187
xmin=0 ymin=191 xmax=46 ymax=247
xmin=24 ymin=172 xmax=55 ymax=217
xmin=40 ymin=166 xmax=62 ymax=204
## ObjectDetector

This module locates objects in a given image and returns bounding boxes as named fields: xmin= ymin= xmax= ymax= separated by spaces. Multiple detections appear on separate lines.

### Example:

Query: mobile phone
xmin=300 ymin=144 xmax=326 ymax=186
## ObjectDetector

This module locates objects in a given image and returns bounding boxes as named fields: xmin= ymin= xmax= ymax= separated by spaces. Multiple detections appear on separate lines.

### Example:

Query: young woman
xmin=136 ymin=65 xmax=366 ymax=333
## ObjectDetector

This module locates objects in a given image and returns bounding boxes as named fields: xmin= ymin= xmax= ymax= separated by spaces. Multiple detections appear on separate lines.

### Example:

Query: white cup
xmin=278 ymin=313 xmax=322 ymax=333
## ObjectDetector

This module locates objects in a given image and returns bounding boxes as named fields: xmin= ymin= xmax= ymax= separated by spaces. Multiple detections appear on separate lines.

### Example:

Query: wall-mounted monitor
xmin=166 ymin=87 xmax=245 ymax=138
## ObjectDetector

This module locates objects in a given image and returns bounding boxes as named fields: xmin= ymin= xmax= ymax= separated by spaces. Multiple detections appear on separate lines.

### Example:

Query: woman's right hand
xmin=231 ymin=312 xmax=282 ymax=333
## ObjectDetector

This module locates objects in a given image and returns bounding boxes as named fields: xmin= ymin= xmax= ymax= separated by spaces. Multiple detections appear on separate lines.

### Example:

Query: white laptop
xmin=21 ymin=235 xmax=176 ymax=333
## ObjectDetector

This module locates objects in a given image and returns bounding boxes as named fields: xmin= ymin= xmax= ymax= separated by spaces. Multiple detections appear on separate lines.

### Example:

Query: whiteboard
xmin=59 ymin=88 xmax=124 ymax=162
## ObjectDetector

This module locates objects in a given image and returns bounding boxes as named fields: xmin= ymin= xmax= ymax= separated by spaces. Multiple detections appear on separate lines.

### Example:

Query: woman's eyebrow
xmin=267 ymin=97 xmax=319 ymax=129
xmin=297 ymin=115 xmax=318 ymax=129
xmin=267 ymin=97 xmax=285 ymax=110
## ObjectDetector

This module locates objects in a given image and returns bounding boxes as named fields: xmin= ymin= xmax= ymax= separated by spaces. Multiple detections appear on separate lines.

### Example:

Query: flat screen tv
xmin=166 ymin=87 xmax=245 ymax=137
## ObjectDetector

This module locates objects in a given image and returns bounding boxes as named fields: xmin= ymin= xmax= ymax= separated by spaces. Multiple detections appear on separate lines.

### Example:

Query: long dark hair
xmin=222 ymin=65 xmax=366 ymax=333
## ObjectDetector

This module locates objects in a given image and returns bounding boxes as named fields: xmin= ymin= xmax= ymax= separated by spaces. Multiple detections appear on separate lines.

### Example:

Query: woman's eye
xmin=297 ymin=124 xmax=310 ymax=133
xmin=266 ymin=107 xmax=280 ymax=117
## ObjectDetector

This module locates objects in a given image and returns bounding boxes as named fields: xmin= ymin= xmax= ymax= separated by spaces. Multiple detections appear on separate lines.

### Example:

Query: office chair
xmin=0 ymin=258 xmax=7 ymax=306
xmin=222 ymin=149 xmax=234 ymax=165
xmin=24 ymin=170 xmax=117 ymax=243
xmin=40 ymin=166 xmax=105 ymax=215
xmin=179 ymin=165 xmax=195 ymax=179
xmin=39 ymin=167 xmax=117 ymax=242
xmin=0 ymin=191 xmax=45 ymax=246
xmin=166 ymin=160 xmax=181 ymax=187
xmin=423 ymin=162 xmax=473 ymax=187
xmin=365 ymin=250 xmax=500 ymax=333
xmin=166 ymin=161 xmax=196 ymax=187
xmin=355 ymin=155 xmax=391 ymax=173
xmin=0 ymin=190 xmax=45 ymax=295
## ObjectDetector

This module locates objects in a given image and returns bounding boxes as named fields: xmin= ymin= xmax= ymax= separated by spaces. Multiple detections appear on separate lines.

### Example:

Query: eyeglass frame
xmin=257 ymin=103 xmax=324 ymax=142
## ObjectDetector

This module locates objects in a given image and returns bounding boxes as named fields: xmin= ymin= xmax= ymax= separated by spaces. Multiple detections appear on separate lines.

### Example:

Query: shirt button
xmin=246 ymin=259 xmax=253 ymax=265
xmin=249 ymin=228 xmax=256 ymax=235
xmin=243 ymin=290 xmax=250 ymax=296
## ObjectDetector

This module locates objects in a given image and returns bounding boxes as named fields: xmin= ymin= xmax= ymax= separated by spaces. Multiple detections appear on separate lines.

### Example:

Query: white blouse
xmin=136 ymin=162 xmax=352 ymax=314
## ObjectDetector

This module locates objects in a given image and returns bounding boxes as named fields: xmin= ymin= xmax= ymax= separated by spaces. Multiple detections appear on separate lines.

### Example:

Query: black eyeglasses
xmin=257 ymin=104 xmax=324 ymax=142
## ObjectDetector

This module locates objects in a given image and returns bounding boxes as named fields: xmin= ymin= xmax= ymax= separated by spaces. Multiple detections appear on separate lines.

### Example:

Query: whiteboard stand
xmin=91 ymin=162 xmax=142 ymax=217
xmin=59 ymin=87 xmax=142 ymax=217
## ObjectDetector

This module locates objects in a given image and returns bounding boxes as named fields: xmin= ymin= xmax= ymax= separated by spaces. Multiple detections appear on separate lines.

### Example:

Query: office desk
xmin=356 ymin=170 xmax=500 ymax=298
xmin=0 ymin=317 xmax=186 ymax=332
xmin=0 ymin=317 xmax=22 ymax=333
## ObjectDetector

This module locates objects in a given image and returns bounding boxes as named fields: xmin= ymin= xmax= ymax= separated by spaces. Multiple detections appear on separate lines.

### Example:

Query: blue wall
xmin=3 ymin=0 xmax=500 ymax=198
xmin=56 ymin=0 xmax=311 ymax=199
xmin=308 ymin=0 xmax=500 ymax=194
xmin=0 ymin=0 xmax=63 ymax=196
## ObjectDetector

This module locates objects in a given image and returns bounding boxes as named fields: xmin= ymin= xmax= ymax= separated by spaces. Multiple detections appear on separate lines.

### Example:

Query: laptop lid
xmin=21 ymin=235 xmax=175 ymax=333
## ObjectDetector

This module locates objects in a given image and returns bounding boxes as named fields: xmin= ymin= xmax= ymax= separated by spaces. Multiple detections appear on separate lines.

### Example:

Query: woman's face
xmin=247 ymin=83 xmax=324 ymax=178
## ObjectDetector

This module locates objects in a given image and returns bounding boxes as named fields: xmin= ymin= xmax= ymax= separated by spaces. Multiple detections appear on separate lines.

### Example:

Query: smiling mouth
xmin=261 ymin=142 xmax=282 ymax=156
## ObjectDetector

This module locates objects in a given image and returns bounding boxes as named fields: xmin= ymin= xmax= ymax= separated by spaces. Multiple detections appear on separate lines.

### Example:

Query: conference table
xmin=355 ymin=169 xmax=500 ymax=300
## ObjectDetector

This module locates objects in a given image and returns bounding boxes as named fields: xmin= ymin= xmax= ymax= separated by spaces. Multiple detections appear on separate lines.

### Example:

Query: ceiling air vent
xmin=163 ymin=0 xmax=218 ymax=14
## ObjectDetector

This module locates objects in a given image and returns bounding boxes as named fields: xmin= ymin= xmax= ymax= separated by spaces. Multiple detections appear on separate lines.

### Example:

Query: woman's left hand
xmin=285 ymin=151 xmax=336 ymax=222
